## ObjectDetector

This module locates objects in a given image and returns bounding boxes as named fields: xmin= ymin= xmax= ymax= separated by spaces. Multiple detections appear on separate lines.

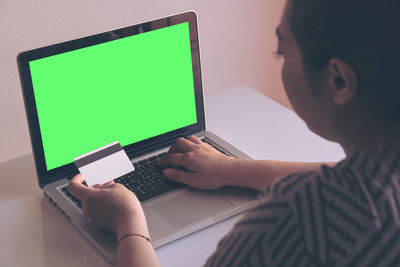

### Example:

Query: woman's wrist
xmin=219 ymin=158 xmax=271 ymax=191
xmin=117 ymin=216 xmax=149 ymax=240
xmin=117 ymin=206 xmax=149 ymax=240
xmin=217 ymin=156 xmax=240 ymax=188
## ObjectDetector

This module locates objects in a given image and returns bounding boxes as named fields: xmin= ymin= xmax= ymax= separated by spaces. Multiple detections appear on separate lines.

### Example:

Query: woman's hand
xmin=67 ymin=174 xmax=145 ymax=236
xmin=157 ymin=135 xmax=235 ymax=190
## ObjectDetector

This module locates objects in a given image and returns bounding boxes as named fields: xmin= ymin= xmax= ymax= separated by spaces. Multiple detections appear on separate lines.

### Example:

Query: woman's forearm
xmin=222 ymin=158 xmax=335 ymax=191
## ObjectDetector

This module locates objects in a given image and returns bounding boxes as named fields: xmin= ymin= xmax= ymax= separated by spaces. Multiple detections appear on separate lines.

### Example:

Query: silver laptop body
xmin=18 ymin=11 xmax=258 ymax=264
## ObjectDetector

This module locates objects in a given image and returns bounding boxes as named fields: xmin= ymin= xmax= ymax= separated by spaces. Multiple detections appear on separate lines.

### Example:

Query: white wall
xmin=0 ymin=0 xmax=286 ymax=163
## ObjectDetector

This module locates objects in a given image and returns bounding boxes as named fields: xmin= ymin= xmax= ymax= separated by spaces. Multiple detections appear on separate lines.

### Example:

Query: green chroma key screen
xmin=29 ymin=22 xmax=197 ymax=170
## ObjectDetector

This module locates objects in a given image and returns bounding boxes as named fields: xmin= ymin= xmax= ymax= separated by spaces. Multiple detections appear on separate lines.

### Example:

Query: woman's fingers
xmin=163 ymin=167 xmax=220 ymax=189
xmin=67 ymin=174 xmax=94 ymax=200
xmin=163 ymin=168 xmax=195 ymax=185
xmin=186 ymin=135 xmax=202 ymax=144
xmin=157 ymin=153 xmax=190 ymax=168
xmin=91 ymin=180 xmax=116 ymax=190
xmin=104 ymin=180 xmax=115 ymax=186
xmin=168 ymin=137 xmax=197 ymax=154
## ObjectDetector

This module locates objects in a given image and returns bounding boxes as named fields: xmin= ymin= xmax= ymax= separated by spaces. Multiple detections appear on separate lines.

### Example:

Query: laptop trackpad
xmin=151 ymin=190 xmax=234 ymax=228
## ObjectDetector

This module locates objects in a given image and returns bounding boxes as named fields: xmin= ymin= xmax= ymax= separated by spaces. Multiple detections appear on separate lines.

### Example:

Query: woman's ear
xmin=328 ymin=58 xmax=358 ymax=105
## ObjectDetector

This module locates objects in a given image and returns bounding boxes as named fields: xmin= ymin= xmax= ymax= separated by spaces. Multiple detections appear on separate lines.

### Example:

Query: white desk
xmin=0 ymin=87 xmax=344 ymax=267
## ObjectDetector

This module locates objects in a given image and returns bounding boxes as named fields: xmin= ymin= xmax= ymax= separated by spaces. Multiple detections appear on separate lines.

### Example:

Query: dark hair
xmin=289 ymin=0 xmax=400 ymax=122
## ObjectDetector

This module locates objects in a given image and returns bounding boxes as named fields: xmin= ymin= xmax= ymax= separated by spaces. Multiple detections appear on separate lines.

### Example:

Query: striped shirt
xmin=204 ymin=140 xmax=400 ymax=267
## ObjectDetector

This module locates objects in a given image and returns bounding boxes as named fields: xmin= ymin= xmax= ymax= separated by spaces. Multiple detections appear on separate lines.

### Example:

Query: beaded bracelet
xmin=117 ymin=233 xmax=154 ymax=248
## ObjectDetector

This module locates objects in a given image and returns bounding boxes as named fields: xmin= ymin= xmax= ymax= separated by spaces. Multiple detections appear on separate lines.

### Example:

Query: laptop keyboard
xmin=62 ymin=139 xmax=229 ymax=208
xmin=115 ymin=152 xmax=185 ymax=202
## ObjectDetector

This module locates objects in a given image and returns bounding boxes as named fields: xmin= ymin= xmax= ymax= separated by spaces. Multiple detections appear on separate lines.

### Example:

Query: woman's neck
xmin=339 ymin=116 xmax=400 ymax=156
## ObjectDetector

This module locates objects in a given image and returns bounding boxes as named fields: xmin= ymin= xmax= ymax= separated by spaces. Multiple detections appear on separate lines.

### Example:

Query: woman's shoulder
xmin=262 ymin=139 xmax=400 ymax=202
xmin=249 ymin=140 xmax=400 ymax=244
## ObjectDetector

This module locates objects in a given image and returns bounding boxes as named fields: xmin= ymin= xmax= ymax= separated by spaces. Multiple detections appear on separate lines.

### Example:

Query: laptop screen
xmin=28 ymin=22 xmax=197 ymax=171
xmin=18 ymin=12 xmax=205 ymax=182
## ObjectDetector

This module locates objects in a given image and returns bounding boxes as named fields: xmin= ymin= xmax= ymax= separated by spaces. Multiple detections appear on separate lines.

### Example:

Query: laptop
xmin=17 ymin=11 xmax=258 ymax=264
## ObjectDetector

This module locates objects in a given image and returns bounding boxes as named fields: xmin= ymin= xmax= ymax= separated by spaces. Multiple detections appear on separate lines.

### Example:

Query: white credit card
xmin=73 ymin=141 xmax=134 ymax=187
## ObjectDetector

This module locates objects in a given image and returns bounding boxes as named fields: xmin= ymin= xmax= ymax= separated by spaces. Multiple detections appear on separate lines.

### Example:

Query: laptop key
xmin=138 ymin=159 xmax=149 ymax=165
xmin=148 ymin=168 xmax=157 ymax=175
xmin=148 ymin=156 xmax=158 ymax=161
xmin=141 ymin=169 xmax=153 ymax=177
xmin=149 ymin=175 xmax=159 ymax=182
xmin=141 ymin=185 xmax=152 ymax=193
xmin=131 ymin=180 xmax=141 ymax=188
xmin=151 ymin=181 xmax=162 ymax=189
xmin=141 ymin=177 xmax=151 ymax=184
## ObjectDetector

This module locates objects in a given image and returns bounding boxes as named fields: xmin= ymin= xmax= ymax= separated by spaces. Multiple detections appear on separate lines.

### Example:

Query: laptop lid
xmin=17 ymin=11 xmax=205 ymax=188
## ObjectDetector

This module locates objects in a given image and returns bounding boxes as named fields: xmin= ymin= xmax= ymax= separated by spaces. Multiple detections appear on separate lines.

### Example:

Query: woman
xmin=68 ymin=0 xmax=400 ymax=266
